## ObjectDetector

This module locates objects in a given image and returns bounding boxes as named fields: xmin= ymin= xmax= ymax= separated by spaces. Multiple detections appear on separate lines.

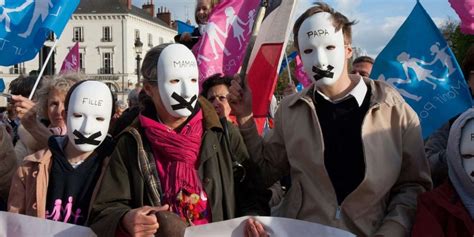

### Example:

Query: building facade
xmin=0 ymin=0 xmax=176 ymax=100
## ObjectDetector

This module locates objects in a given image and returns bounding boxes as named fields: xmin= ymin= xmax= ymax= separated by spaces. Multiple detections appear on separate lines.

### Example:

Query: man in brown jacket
xmin=229 ymin=2 xmax=432 ymax=237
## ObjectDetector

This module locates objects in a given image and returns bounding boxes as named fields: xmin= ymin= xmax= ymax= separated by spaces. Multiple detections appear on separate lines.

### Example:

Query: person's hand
xmin=244 ymin=218 xmax=269 ymax=237
xmin=121 ymin=205 xmax=170 ymax=237
xmin=180 ymin=32 xmax=192 ymax=42
xmin=227 ymin=74 xmax=253 ymax=127
xmin=11 ymin=95 xmax=35 ymax=120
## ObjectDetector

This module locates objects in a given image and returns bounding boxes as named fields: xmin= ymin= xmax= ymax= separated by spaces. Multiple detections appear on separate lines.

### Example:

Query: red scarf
xmin=140 ymin=110 xmax=210 ymax=225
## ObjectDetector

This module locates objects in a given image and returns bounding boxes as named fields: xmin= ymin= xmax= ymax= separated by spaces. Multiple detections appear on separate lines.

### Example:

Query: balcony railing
xmin=101 ymin=37 xmax=113 ymax=42
xmin=98 ymin=67 xmax=113 ymax=74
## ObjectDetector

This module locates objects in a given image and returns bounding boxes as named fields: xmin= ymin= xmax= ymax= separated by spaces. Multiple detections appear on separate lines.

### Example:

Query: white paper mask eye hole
xmin=170 ymin=79 xmax=180 ymax=84
xmin=72 ymin=113 xmax=82 ymax=118
xmin=96 ymin=117 xmax=105 ymax=122
xmin=303 ymin=49 xmax=313 ymax=54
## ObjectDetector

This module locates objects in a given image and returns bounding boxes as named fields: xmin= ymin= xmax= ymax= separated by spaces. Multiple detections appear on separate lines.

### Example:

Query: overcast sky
xmin=133 ymin=0 xmax=459 ymax=58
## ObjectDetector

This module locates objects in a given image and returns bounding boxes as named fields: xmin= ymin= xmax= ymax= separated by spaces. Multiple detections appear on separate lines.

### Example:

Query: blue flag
xmin=176 ymin=20 xmax=195 ymax=35
xmin=370 ymin=1 xmax=472 ymax=139
xmin=279 ymin=51 xmax=297 ymax=75
xmin=0 ymin=0 xmax=80 ymax=66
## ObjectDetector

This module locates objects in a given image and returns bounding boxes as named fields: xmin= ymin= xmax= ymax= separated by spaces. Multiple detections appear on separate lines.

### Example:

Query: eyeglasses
xmin=208 ymin=94 xmax=228 ymax=103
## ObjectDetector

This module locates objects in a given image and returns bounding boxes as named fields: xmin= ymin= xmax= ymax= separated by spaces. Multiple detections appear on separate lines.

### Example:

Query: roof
xmin=75 ymin=0 xmax=171 ymax=29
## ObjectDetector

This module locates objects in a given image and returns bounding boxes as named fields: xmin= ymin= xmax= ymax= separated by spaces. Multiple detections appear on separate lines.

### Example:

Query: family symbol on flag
xmin=377 ymin=42 xmax=456 ymax=102
xmin=371 ymin=1 xmax=472 ymax=138
xmin=0 ymin=0 xmax=79 ymax=66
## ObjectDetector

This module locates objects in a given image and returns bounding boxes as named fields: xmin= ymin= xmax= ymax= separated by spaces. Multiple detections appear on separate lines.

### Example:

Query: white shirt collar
xmin=316 ymin=76 xmax=368 ymax=107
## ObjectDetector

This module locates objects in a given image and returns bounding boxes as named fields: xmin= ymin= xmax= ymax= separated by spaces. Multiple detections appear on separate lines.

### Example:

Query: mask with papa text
xmin=297 ymin=12 xmax=346 ymax=87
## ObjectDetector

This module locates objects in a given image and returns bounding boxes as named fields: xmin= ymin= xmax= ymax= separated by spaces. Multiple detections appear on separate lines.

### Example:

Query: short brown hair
xmin=140 ymin=43 xmax=172 ymax=83
xmin=353 ymin=56 xmax=374 ymax=65
xmin=201 ymin=73 xmax=232 ymax=97
xmin=293 ymin=2 xmax=356 ymax=51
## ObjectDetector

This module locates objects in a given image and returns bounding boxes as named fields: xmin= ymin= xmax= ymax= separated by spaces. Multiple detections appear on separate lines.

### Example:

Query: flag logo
xmin=0 ymin=0 xmax=80 ymax=66
xmin=371 ymin=2 xmax=472 ymax=138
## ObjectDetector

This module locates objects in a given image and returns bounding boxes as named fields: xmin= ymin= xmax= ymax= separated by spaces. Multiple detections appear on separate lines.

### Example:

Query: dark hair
xmin=353 ymin=56 xmax=374 ymax=65
xmin=8 ymin=75 xmax=39 ymax=97
xmin=201 ymin=73 xmax=232 ymax=97
xmin=293 ymin=2 xmax=356 ymax=51
xmin=64 ymin=80 xmax=115 ymax=118
xmin=462 ymin=45 xmax=474 ymax=83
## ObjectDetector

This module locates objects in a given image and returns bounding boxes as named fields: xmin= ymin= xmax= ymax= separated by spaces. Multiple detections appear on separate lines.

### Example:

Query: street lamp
xmin=134 ymin=37 xmax=143 ymax=87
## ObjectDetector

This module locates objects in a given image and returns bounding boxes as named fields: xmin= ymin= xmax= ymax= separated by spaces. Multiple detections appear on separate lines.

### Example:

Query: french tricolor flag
xmin=246 ymin=0 xmax=296 ymax=118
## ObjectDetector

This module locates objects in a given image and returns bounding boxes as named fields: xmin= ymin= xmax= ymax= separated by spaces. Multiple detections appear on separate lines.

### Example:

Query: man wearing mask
xmin=8 ymin=80 xmax=115 ymax=226
xmin=229 ymin=3 xmax=432 ymax=236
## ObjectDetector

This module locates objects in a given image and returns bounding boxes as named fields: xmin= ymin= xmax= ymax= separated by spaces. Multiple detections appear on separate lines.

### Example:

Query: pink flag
xmin=294 ymin=54 xmax=312 ymax=88
xmin=60 ymin=42 xmax=80 ymax=74
xmin=193 ymin=0 xmax=260 ymax=87
xmin=449 ymin=0 xmax=474 ymax=34
xmin=246 ymin=0 xmax=296 ymax=117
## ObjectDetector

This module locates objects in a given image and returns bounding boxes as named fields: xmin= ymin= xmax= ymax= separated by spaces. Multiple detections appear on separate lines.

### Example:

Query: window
xmin=73 ymin=27 xmax=83 ymax=42
xmin=148 ymin=33 xmax=153 ymax=47
xmin=102 ymin=52 xmax=112 ymax=74
xmin=102 ymin=26 xmax=112 ymax=42
xmin=10 ymin=64 xmax=19 ymax=74
xmin=79 ymin=52 xmax=84 ymax=72
xmin=134 ymin=30 xmax=140 ymax=40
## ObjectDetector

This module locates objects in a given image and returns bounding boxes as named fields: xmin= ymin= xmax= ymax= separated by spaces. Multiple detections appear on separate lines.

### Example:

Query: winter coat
xmin=88 ymin=97 xmax=267 ymax=237
xmin=239 ymin=76 xmax=432 ymax=236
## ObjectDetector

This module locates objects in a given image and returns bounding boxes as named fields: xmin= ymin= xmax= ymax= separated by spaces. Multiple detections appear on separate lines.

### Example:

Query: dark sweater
xmin=313 ymin=88 xmax=371 ymax=204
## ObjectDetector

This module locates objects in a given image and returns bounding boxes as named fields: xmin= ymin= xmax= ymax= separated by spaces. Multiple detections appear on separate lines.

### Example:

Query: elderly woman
xmin=12 ymin=74 xmax=80 ymax=161
xmin=89 ymin=43 xmax=267 ymax=237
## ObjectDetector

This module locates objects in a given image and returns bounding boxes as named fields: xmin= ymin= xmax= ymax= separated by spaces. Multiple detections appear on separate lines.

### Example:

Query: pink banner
xmin=294 ymin=54 xmax=312 ymax=88
xmin=60 ymin=42 xmax=79 ymax=74
xmin=193 ymin=0 xmax=259 ymax=87
xmin=449 ymin=0 xmax=474 ymax=34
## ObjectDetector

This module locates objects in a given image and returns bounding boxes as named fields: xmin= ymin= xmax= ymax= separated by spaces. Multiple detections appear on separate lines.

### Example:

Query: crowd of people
xmin=0 ymin=1 xmax=473 ymax=237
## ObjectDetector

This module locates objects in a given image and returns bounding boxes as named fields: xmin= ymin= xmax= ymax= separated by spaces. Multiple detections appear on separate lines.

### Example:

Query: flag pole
xmin=28 ymin=37 xmax=59 ymax=100
xmin=239 ymin=0 xmax=268 ymax=87
xmin=284 ymin=51 xmax=293 ymax=85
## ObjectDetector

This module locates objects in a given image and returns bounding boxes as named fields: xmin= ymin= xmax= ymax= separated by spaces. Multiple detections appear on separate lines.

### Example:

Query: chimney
xmin=142 ymin=0 xmax=155 ymax=17
xmin=156 ymin=6 xmax=171 ymax=27
xmin=120 ymin=0 xmax=132 ymax=10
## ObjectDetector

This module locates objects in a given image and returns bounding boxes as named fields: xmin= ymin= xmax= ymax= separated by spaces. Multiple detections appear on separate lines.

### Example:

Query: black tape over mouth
xmin=171 ymin=93 xmax=197 ymax=112
xmin=312 ymin=65 xmax=334 ymax=81
xmin=73 ymin=130 xmax=102 ymax=145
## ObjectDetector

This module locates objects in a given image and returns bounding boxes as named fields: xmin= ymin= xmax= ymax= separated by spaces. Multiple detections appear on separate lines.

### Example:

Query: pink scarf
xmin=140 ymin=110 xmax=210 ymax=225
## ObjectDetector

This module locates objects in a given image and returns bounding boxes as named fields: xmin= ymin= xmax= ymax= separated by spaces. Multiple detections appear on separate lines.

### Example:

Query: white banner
xmin=0 ymin=211 xmax=96 ymax=237
xmin=185 ymin=216 xmax=355 ymax=237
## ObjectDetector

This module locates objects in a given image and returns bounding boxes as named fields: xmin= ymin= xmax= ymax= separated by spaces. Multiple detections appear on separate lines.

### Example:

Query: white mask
xmin=460 ymin=119 xmax=474 ymax=182
xmin=157 ymin=44 xmax=199 ymax=118
xmin=66 ymin=81 xmax=113 ymax=152
xmin=297 ymin=12 xmax=346 ymax=87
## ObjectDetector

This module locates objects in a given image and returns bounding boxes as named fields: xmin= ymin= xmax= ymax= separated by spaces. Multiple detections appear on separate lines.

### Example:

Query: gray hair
xmin=35 ymin=73 xmax=83 ymax=119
